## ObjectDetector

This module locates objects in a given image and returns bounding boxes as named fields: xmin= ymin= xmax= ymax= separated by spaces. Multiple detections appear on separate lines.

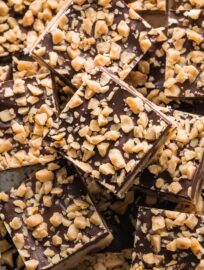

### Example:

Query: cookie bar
xmin=48 ymin=68 xmax=172 ymax=197
xmin=170 ymin=0 xmax=204 ymax=10
xmin=77 ymin=249 xmax=132 ymax=270
xmin=0 ymin=73 xmax=58 ymax=171
xmin=126 ymin=27 xmax=167 ymax=105
xmin=135 ymin=108 xmax=204 ymax=203
xmin=0 ymin=160 xmax=113 ymax=270
xmin=32 ymin=0 xmax=153 ymax=88
xmin=12 ymin=54 xmax=48 ymax=80
xmin=165 ymin=10 xmax=204 ymax=99
xmin=0 ymin=0 xmax=66 ymax=57
xmin=132 ymin=207 xmax=204 ymax=270
xmin=127 ymin=0 xmax=166 ymax=12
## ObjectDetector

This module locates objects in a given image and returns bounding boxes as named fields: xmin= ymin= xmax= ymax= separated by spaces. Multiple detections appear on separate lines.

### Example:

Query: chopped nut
xmin=142 ymin=253 xmax=155 ymax=265
xmin=15 ymin=184 xmax=27 ymax=197
xmin=0 ymin=139 xmax=13 ymax=153
xmin=25 ymin=214 xmax=43 ymax=228
xmin=176 ymin=237 xmax=191 ymax=250
xmin=9 ymin=217 xmax=22 ymax=231
xmin=50 ymin=212 xmax=62 ymax=227
xmin=94 ymin=20 xmax=108 ymax=38
xmin=0 ymin=1 xmax=9 ymax=16
xmin=27 ymin=84 xmax=43 ymax=96
xmin=90 ymin=212 xmax=101 ymax=226
xmin=13 ymin=233 xmax=25 ymax=249
xmin=68 ymin=94 xmax=83 ymax=109
xmin=67 ymin=224 xmax=79 ymax=241
xmin=99 ymin=163 xmax=115 ymax=175
xmin=150 ymin=234 xmax=161 ymax=252
xmin=25 ymin=260 xmax=39 ymax=270
xmin=82 ymin=18 xmax=93 ymax=35
xmin=120 ymin=115 xmax=134 ymax=133
xmin=74 ymin=216 xmax=87 ymax=229
xmin=52 ymin=28 xmax=65 ymax=44
xmin=32 ymin=222 xmax=48 ymax=239
xmin=35 ymin=113 xmax=48 ymax=126
xmin=152 ymin=216 xmax=165 ymax=231
xmin=185 ymin=214 xmax=198 ymax=230
xmin=126 ymin=97 xmax=144 ymax=114
xmin=43 ymin=195 xmax=52 ymax=207
xmin=109 ymin=149 xmax=126 ymax=169
xmin=191 ymin=238 xmax=204 ymax=259
xmin=0 ymin=192 xmax=9 ymax=202
xmin=71 ymin=56 xmax=85 ymax=71
xmin=167 ymin=182 xmax=182 ymax=194
xmin=52 ymin=235 xmax=62 ymax=246
xmin=98 ymin=0 xmax=111 ymax=7
xmin=36 ymin=169 xmax=54 ymax=182
xmin=117 ymin=20 xmax=130 ymax=38
xmin=110 ymin=42 xmax=121 ymax=60
xmin=0 ymin=109 xmax=16 ymax=122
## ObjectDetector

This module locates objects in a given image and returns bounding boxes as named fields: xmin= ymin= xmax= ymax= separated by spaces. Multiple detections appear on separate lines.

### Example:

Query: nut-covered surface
xmin=126 ymin=0 xmax=166 ymax=11
xmin=48 ymin=68 xmax=172 ymax=197
xmin=170 ymin=0 xmax=204 ymax=10
xmin=165 ymin=10 xmax=204 ymax=99
xmin=0 ymin=73 xmax=58 ymax=171
xmin=12 ymin=54 xmax=73 ymax=110
xmin=12 ymin=54 xmax=48 ymax=80
xmin=126 ymin=27 xmax=168 ymax=105
xmin=77 ymin=249 xmax=132 ymax=270
xmin=135 ymin=108 xmax=204 ymax=203
xmin=0 ymin=0 xmax=66 ymax=57
xmin=0 ymin=160 xmax=112 ymax=270
xmin=32 ymin=0 xmax=153 ymax=88
xmin=85 ymin=177 xmax=180 ymax=253
xmin=132 ymin=207 xmax=204 ymax=270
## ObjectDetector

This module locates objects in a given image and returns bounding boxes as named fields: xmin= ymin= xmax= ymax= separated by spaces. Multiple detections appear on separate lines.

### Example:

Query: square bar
xmin=0 ymin=73 xmax=58 ymax=171
xmin=48 ymin=68 xmax=172 ymax=197
xmin=165 ymin=10 xmax=204 ymax=99
xmin=32 ymin=0 xmax=153 ymax=87
xmin=135 ymin=108 xmax=204 ymax=203
xmin=132 ymin=207 xmax=204 ymax=270
xmin=0 ymin=160 xmax=113 ymax=270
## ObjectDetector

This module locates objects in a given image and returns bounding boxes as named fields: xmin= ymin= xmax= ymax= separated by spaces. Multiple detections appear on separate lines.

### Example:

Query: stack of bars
xmin=2 ymin=0 xmax=204 ymax=269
